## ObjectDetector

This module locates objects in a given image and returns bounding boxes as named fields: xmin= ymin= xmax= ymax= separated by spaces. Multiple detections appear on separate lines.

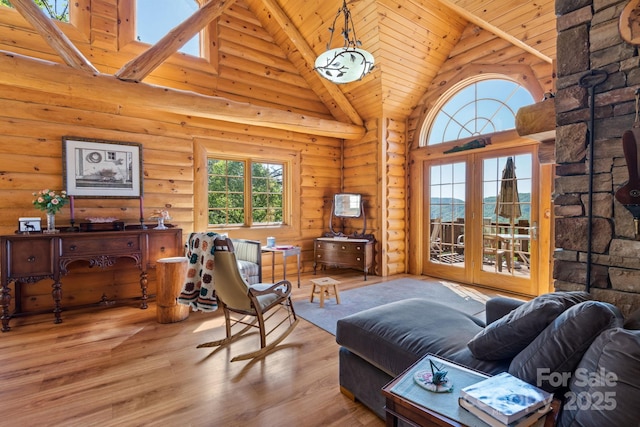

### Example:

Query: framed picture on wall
xmin=62 ymin=137 xmax=143 ymax=198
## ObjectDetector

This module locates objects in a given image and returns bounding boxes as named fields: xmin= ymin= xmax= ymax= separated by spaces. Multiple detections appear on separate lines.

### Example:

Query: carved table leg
xmin=1 ymin=282 xmax=11 ymax=332
xmin=140 ymin=270 xmax=148 ymax=309
xmin=51 ymin=280 xmax=63 ymax=324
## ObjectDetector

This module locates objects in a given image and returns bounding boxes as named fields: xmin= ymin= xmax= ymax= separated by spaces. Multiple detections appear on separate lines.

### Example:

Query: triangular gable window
xmin=136 ymin=0 xmax=200 ymax=57
xmin=1 ymin=0 xmax=69 ymax=22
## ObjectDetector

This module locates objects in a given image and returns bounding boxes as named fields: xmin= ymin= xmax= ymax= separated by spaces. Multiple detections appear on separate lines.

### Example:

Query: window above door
xmin=422 ymin=77 xmax=535 ymax=147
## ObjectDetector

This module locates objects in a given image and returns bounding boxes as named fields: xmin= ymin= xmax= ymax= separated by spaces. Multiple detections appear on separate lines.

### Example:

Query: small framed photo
xmin=18 ymin=217 xmax=41 ymax=233
xmin=62 ymin=137 xmax=143 ymax=198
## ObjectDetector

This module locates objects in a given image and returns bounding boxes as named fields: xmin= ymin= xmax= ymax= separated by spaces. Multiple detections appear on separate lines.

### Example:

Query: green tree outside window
xmin=208 ymin=158 xmax=284 ymax=227
xmin=1 ymin=0 xmax=69 ymax=22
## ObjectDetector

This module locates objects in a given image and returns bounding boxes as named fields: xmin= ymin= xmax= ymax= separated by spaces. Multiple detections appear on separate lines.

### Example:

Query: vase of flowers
xmin=32 ymin=189 xmax=69 ymax=233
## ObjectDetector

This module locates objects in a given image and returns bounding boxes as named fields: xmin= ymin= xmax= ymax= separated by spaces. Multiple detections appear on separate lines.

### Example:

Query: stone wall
xmin=555 ymin=0 xmax=640 ymax=315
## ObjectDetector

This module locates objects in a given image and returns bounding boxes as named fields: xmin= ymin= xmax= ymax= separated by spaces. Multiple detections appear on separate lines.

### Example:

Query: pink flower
xmin=32 ymin=189 xmax=69 ymax=214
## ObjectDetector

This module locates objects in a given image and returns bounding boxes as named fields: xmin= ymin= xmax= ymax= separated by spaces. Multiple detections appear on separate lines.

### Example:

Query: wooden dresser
xmin=0 ymin=227 xmax=182 ymax=332
xmin=313 ymin=237 xmax=374 ymax=280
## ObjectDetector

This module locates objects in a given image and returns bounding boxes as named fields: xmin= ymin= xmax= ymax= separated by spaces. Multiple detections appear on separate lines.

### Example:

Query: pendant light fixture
xmin=314 ymin=0 xmax=374 ymax=84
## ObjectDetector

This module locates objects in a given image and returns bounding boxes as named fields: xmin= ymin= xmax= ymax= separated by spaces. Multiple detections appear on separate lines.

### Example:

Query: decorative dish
xmin=85 ymin=217 xmax=118 ymax=223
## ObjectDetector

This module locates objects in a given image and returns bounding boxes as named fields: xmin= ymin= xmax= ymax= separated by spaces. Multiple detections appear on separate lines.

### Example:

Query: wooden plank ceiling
xmin=253 ymin=0 xmax=556 ymax=121
xmin=7 ymin=0 xmax=557 ymax=128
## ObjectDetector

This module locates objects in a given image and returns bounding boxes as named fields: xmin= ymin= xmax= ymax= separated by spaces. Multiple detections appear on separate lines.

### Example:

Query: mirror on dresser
xmin=314 ymin=194 xmax=374 ymax=280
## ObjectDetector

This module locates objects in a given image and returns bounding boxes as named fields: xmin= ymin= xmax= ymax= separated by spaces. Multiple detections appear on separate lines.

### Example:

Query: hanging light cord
xmin=326 ymin=0 xmax=362 ymax=50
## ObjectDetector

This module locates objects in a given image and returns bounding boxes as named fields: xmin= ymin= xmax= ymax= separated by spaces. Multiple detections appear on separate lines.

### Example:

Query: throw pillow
xmin=467 ymin=291 xmax=590 ymax=360
xmin=557 ymin=328 xmax=640 ymax=427
xmin=624 ymin=307 xmax=640 ymax=330
xmin=508 ymin=301 xmax=623 ymax=392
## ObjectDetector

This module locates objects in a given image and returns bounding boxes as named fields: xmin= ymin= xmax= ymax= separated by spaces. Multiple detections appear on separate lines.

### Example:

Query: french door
xmin=424 ymin=149 xmax=539 ymax=295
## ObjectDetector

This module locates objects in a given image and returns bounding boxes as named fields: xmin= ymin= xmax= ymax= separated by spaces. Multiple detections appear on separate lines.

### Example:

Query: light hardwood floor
xmin=0 ymin=270 xmax=503 ymax=426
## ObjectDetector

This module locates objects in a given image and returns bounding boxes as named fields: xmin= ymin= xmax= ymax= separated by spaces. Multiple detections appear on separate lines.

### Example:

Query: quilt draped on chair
xmin=178 ymin=232 xmax=220 ymax=312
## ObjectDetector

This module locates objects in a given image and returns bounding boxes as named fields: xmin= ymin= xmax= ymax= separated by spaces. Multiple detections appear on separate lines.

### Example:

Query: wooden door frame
xmin=422 ymin=156 xmax=471 ymax=285
xmin=471 ymin=148 xmax=539 ymax=295
xmin=408 ymin=131 xmax=551 ymax=296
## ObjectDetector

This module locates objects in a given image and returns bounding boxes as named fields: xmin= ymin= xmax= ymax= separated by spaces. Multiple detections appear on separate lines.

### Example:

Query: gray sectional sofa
xmin=336 ymin=292 xmax=640 ymax=426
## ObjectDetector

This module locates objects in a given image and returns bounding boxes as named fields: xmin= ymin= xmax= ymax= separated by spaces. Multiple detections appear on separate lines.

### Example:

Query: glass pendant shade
xmin=315 ymin=0 xmax=374 ymax=84
xmin=315 ymin=47 xmax=374 ymax=84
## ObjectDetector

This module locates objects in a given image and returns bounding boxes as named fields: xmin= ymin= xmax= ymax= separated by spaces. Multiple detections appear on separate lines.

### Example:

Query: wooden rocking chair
xmin=197 ymin=239 xmax=298 ymax=362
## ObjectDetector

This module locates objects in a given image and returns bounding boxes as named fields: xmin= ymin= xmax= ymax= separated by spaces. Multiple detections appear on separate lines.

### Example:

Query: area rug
xmin=293 ymin=278 xmax=488 ymax=335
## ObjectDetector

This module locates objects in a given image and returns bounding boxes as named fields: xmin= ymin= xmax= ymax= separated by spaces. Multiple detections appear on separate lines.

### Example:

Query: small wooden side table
xmin=309 ymin=277 xmax=341 ymax=308
xmin=383 ymin=354 xmax=489 ymax=427
xmin=383 ymin=354 xmax=559 ymax=427
xmin=261 ymin=245 xmax=301 ymax=287
xmin=156 ymin=257 xmax=190 ymax=324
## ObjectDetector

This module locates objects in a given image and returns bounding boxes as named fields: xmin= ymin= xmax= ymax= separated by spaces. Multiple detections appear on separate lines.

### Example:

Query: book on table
xmin=459 ymin=372 xmax=553 ymax=425
xmin=458 ymin=396 xmax=551 ymax=427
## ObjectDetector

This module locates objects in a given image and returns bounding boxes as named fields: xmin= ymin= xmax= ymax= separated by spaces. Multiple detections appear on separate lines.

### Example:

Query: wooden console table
xmin=313 ymin=237 xmax=373 ymax=280
xmin=0 ymin=227 xmax=182 ymax=332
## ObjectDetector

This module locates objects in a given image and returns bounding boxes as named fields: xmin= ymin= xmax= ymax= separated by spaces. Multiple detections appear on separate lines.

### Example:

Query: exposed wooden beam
xmin=432 ymin=0 xmax=552 ymax=64
xmin=0 ymin=51 xmax=365 ymax=140
xmin=516 ymin=99 xmax=556 ymax=142
xmin=115 ymin=0 xmax=236 ymax=82
xmin=252 ymin=0 xmax=364 ymax=126
xmin=8 ymin=0 xmax=98 ymax=73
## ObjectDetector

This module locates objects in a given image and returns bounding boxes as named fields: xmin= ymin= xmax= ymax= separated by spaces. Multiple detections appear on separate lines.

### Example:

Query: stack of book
xmin=459 ymin=372 xmax=553 ymax=427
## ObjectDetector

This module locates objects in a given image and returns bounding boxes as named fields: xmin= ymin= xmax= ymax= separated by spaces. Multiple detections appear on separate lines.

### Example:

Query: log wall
xmin=0 ymin=0 xmax=348 ymax=312
xmin=381 ymin=117 xmax=407 ymax=276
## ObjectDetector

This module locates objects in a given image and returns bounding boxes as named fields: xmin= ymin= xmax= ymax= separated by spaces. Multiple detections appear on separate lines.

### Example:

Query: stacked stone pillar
xmin=555 ymin=0 xmax=640 ymax=314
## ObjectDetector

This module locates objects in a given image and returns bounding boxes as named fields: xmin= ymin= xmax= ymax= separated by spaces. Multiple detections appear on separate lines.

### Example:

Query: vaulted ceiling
xmin=247 ymin=0 xmax=556 ymax=122
xmin=4 ymin=0 xmax=557 ymax=134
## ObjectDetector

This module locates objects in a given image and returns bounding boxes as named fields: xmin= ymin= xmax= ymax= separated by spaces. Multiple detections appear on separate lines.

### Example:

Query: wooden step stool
xmin=309 ymin=277 xmax=341 ymax=308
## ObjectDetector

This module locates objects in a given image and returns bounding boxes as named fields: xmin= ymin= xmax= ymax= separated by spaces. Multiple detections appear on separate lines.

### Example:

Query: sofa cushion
xmin=336 ymin=298 xmax=509 ymax=377
xmin=485 ymin=296 xmax=526 ymax=324
xmin=557 ymin=328 xmax=640 ymax=427
xmin=508 ymin=301 xmax=623 ymax=392
xmin=624 ymin=308 xmax=640 ymax=330
xmin=467 ymin=291 xmax=591 ymax=360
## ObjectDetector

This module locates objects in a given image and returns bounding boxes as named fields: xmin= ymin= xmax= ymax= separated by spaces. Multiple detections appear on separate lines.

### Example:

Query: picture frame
xmin=18 ymin=217 xmax=41 ymax=233
xmin=63 ymin=137 xmax=143 ymax=198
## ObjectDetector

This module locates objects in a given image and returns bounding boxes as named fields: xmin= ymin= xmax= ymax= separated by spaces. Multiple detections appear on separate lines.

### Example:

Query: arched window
xmin=136 ymin=0 xmax=200 ymax=57
xmin=424 ymin=78 xmax=534 ymax=146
